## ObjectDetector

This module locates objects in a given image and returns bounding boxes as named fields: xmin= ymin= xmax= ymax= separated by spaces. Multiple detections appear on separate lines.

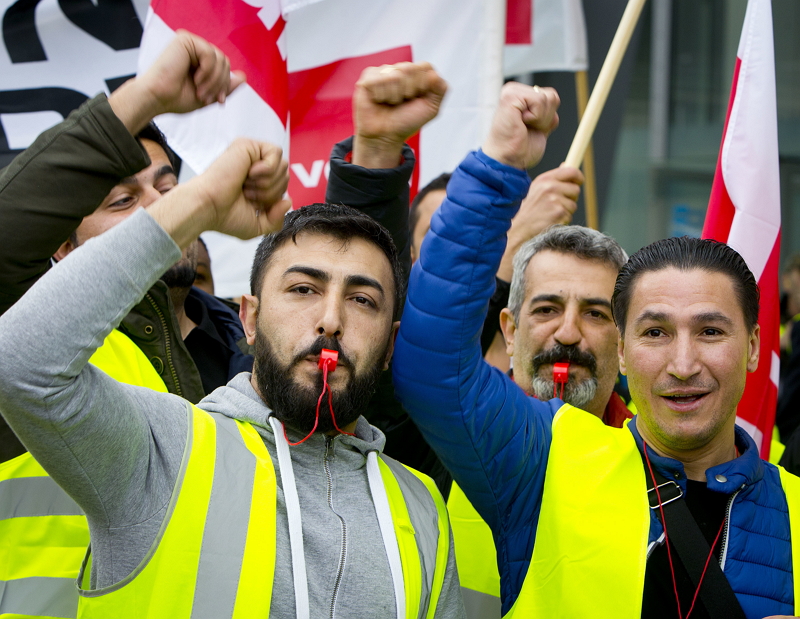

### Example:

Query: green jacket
xmin=0 ymin=95 xmax=205 ymax=461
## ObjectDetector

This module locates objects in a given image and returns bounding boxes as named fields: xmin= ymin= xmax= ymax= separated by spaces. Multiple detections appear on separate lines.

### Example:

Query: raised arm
xmin=0 ymin=31 xmax=245 ymax=316
xmin=392 ymin=84 xmax=563 ymax=529
xmin=327 ymin=61 xmax=447 ymax=285
xmin=0 ymin=139 xmax=288 ymax=575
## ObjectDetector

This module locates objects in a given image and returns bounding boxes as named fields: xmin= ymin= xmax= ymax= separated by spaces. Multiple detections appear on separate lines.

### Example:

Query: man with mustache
xmin=500 ymin=224 xmax=629 ymax=424
xmin=0 ymin=133 xmax=463 ymax=616
xmin=393 ymin=81 xmax=800 ymax=618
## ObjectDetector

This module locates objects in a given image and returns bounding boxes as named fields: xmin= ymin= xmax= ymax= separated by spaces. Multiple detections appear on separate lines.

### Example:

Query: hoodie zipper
xmin=144 ymin=293 xmax=182 ymax=397
xmin=325 ymin=436 xmax=348 ymax=619
xmin=718 ymin=487 xmax=742 ymax=570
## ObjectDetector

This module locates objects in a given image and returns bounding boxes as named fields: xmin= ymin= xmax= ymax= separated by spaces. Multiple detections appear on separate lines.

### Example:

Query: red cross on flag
xmin=701 ymin=0 xmax=780 ymax=459
xmin=137 ymin=0 xmax=503 ymax=297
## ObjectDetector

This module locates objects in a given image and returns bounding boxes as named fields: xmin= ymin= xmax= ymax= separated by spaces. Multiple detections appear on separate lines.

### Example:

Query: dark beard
xmin=253 ymin=332 xmax=386 ymax=435
xmin=160 ymin=261 xmax=197 ymax=289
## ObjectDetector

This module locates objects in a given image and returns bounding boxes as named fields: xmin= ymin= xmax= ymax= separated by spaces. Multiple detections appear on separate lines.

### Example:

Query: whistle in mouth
xmin=553 ymin=362 xmax=570 ymax=384
xmin=318 ymin=349 xmax=339 ymax=372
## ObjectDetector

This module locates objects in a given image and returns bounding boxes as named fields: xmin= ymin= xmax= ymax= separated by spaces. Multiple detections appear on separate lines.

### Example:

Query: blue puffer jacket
xmin=392 ymin=149 xmax=796 ymax=617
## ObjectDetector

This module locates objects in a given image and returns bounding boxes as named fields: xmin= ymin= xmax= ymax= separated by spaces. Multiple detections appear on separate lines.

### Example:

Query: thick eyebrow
xmin=632 ymin=310 xmax=670 ymax=328
xmin=119 ymin=165 xmax=177 ymax=186
xmin=527 ymin=294 xmax=611 ymax=309
xmin=283 ymin=265 xmax=330 ymax=282
xmin=693 ymin=312 xmax=734 ymax=328
xmin=345 ymin=274 xmax=385 ymax=299
xmin=582 ymin=297 xmax=612 ymax=310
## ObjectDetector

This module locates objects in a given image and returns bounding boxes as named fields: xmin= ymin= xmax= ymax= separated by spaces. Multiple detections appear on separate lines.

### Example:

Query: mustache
xmin=653 ymin=377 xmax=717 ymax=393
xmin=532 ymin=343 xmax=597 ymax=376
xmin=291 ymin=336 xmax=354 ymax=370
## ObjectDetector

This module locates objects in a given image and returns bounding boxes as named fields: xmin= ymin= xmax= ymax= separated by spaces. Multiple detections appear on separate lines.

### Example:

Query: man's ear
xmin=382 ymin=321 xmax=401 ymax=370
xmin=747 ymin=323 xmax=760 ymax=373
xmin=617 ymin=334 xmax=627 ymax=376
xmin=239 ymin=294 xmax=260 ymax=346
xmin=53 ymin=239 xmax=77 ymax=262
xmin=499 ymin=308 xmax=517 ymax=357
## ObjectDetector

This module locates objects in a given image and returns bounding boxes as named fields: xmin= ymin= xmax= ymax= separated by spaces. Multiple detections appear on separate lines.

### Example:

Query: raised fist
xmin=352 ymin=61 xmax=448 ymax=168
xmin=483 ymin=82 xmax=560 ymax=170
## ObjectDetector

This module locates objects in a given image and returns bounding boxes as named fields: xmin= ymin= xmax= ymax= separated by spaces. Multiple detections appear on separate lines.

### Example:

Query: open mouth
xmin=661 ymin=393 xmax=708 ymax=406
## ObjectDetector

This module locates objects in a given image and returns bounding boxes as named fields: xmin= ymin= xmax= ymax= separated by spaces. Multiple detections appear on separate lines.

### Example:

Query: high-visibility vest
xmin=0 ymin=329 xmax=167 ymax=619
xmin=447 ymin=483 xmax=501 ymax=619
xmin=505 ymin=404 xmax=800 ymax=618
xmin=77 ymin=405 xmax=451 ymax=619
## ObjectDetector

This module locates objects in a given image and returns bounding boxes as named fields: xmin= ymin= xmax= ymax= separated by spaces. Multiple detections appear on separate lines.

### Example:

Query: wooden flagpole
xmin=574 ymin=71 xmax=600 ymax=229
xmin=565 ymin=0 xmax=649 ymax=184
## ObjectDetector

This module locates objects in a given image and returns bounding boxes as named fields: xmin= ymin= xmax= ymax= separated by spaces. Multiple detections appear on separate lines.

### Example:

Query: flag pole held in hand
xmin=564 ymin=0 xmax=648 ymax=170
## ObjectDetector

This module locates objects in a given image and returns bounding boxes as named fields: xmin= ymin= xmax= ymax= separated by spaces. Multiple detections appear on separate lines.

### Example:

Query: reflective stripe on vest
xmin=505 ymin=404 xmax=650 ymax=618
xmin=779 ymin=466 xmax=800 ymax=615
xmin=77 ymin=406 xmax=450 ymax=619
xmin=0 ymin=329 xmax=167 ymax=619
xmin=506 ymin=405 xmax=800 ymax=618
xmin=447 ymin=482 xmax=500 ymax=619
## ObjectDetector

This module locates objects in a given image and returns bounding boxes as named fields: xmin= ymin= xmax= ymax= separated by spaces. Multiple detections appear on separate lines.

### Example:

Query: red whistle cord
xmin=284 ymin=359 xmax=355 ymax=446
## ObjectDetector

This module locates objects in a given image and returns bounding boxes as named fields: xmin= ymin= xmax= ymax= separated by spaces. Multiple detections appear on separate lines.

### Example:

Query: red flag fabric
xmin=138 ymin=0 xmax=502 ymax=297
xmin=701 ymin=0 xmax=780 ymax=458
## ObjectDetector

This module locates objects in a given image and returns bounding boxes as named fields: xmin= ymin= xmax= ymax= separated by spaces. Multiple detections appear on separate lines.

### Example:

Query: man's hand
xmin=497 ymin=166 xmax=584 ymax=281
xmin=483 ymin=82 xmax=560 ymax=170
xmin=149 ymin=139 xmax=290 ymax=248
xmin=110 ymin=30 xmax=246 ymax=135
xmin=352 ymin=61 xmax=447 ymax=169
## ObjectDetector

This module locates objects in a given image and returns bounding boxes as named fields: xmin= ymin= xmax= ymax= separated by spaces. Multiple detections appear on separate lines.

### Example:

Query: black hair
xmin=250 ymin=203 xmax=405 ymax=320
xmin=409 ymin=172 xmax=451 ymax=239
xmin=135 ymin=122 xmax=181 ymax=174
xmin=612 ymin=236 xmax=760 ymax=336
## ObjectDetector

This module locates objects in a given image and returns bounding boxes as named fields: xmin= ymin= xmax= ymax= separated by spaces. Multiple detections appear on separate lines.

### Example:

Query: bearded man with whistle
xmin=392 ymin=81 xmax=800 ymax=619
xmin=0 ymin=63 xmax=464 ymax=619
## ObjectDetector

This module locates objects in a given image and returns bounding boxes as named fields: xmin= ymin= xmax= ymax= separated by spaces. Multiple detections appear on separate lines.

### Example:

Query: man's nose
xmin=666 ymin=334 xmax=701 ymax=381
xmin=553 ymin=308 xmax=581 ymax=347
xmin=140 ymin=185 xmax=163 ymax=208
xmin=315 ymin=296 xmax=344 ymax=339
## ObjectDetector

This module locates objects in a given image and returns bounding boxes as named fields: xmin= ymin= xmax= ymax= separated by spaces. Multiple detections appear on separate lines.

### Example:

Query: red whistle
xmin=318 ymin=349 xmax=339 ymax=372
xmin=553 ymin=362 xmax=570 ymax=384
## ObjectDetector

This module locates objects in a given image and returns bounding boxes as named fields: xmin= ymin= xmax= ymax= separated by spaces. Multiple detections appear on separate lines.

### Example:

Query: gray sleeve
xmin=434 ymin=528 xmax=468 ymax=619
xmin=0 ymin=208 xmax=189 ymax=530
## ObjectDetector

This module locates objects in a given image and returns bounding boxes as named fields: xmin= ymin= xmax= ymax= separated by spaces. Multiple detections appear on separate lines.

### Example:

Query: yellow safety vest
xmin=77 ymin=406 xmax=450 ymax=619
xmin=505 ymin=404 xmax=800 ymax=618
xmin=447 ymin=482 xmax=501 ymax=619
xmin=0 ymin=329 xmax=167 ymax=619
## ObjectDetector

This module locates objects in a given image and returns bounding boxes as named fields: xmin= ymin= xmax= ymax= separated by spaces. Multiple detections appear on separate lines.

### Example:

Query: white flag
xmin=504 ymin=0 xmax=588 ymax=75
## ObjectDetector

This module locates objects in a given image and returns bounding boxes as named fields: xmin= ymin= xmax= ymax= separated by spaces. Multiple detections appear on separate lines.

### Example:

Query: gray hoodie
xmin=0 ymin=208 xmax=464 ymax=618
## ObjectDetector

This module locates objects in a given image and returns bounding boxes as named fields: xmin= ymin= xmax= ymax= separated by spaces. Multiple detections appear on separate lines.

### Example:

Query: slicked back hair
xmin=409 ymin=172 xmax=451 ymax=240
xmin=250 ymin=203 xmax=405 ymax=320
xmin=611 ymin=236 xmax=760 ymax=336
xmin=508 ymin=225 xmax=628 ymax=322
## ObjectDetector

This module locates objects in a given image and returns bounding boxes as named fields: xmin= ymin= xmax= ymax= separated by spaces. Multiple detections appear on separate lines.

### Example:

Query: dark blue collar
xmin=627 ymin=415 xmax=764 ymax=494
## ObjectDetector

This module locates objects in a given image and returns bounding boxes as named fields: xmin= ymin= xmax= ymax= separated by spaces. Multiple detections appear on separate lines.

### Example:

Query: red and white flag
xmin=138 ymin=0 xmax=503 ymax=297
xmin=701 ymin=0 xmax=780 ymax=459
xmin=504 ymin=0 xmax=588 ymax=76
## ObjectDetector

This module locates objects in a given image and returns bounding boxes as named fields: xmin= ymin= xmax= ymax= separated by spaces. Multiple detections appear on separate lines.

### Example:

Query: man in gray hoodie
xmin=0 ymin=112 xmax=463 ymax=616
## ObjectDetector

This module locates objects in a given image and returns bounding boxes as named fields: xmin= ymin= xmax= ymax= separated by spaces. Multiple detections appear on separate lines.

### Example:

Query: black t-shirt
xmin=640 ymin=479 xmax=731 ymax=618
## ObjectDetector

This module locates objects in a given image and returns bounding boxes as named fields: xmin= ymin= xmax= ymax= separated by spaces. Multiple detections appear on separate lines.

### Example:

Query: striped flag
xmin=701 ymin=0 xmax=780 ymax=458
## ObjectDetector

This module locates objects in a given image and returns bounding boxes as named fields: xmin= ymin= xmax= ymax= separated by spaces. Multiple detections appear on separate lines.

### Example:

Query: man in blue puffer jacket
xmin=393 ymin=82 xmax=800 ymax=618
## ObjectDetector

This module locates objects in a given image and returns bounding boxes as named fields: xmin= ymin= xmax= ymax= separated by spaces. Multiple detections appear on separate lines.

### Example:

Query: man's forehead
xmin=627 ymin=267 xmax=744 ymax=323
xmin=524 ymin=250 xmax=617 ymax=301
xmin=267 ymin=232 xmax=393 ymax=281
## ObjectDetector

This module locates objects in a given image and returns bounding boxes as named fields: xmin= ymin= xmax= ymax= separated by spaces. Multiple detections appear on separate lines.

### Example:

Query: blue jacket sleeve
xmin=392 ymin=150 xmax=562 ymax=605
